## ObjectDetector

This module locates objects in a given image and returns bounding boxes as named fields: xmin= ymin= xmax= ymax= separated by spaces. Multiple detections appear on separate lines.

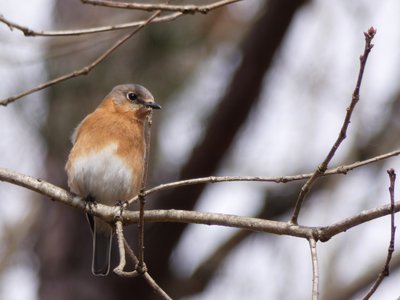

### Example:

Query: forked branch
xmin=290 ymin=27 xmax=377 ymax=224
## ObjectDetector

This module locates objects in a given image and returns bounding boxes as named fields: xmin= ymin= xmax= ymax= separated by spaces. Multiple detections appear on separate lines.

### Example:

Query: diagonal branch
xmin=290 ymin=27 xmax=377 ymax=224
xmin=81 ymin=0 xmax=241 ymax=14
xmin=113 ymin=220 xmax=140 ymax=277
xmin=362 ymin=168 xmax=397 ymax=300
xmin=114 ymin=223 xmax=172 ymax=299
xmin=0 ymin=11 xmax=161 ymax=106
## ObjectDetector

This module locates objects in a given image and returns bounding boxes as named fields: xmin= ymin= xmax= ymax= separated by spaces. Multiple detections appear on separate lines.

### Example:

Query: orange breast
xmin=66 ymin=98 xmax=146 ymax=200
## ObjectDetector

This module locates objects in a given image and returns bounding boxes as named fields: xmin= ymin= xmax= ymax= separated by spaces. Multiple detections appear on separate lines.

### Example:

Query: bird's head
xmin=104 ymin=84 xmax=161 ymax=117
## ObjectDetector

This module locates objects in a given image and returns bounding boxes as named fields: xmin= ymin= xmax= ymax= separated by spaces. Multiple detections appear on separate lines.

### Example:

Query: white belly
xmin=68 ymin=143 xmax=134 ymax=205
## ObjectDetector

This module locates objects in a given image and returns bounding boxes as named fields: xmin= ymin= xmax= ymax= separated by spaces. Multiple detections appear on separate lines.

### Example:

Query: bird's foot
xmin=84 ymin=194 xmax=97 ymax=214
xmin=115 ymin=200 xmax=128 ymax=221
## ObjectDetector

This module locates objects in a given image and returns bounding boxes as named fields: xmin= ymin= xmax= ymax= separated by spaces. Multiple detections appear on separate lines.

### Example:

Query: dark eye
xmin=127 ymin=92 xmax=138 ymax=101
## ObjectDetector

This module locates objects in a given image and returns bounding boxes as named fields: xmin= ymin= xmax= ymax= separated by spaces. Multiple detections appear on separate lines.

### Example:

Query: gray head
xmin=107 ymin=84 xmax=161 ymax=110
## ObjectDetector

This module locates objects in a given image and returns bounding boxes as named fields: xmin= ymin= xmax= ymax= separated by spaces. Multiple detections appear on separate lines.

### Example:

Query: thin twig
xmin=143 ymin=272 xmax=173 ymax=300
xmin=1 ymin=0 xmax=239 ymax=37
xmin=0 ymin=13 xmax=181 ymax=37
xmin=123 ymin=238 xmax=139 ymax=265
xmin=309 ymin=238 xmax=320 ymax=300
xmin=0 ymin=11 xmax=161 ymax=106
xmin=137 ymin=113 xmax=154 ymax=272
xmin=137 ymin=198 xmax=147 ymax=272
xmin=290 ymin=27 xmax=377 ymax=224
xmin=128 ymin=148 xmax=400 ymax=204
xmin=362 ymin=168 xmax=396 ymax=300
xmin=0 ymin=148 xmax=398 ymax=208
xmin=122 ymin=230 xmax=172 ymax=299
xmin=82 ymin=0 xmax=240 ymax=14
xmin=113 ymin=220 xmax=140 ymax=277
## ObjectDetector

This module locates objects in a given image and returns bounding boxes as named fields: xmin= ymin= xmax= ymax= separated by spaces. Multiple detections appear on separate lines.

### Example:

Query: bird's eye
xmin=127 ymin=92 xmax=138 ymax=101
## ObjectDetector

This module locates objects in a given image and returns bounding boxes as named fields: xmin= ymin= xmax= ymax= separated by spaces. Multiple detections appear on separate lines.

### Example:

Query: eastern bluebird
xmin=65 ymin=84 xmax=161 ymax=276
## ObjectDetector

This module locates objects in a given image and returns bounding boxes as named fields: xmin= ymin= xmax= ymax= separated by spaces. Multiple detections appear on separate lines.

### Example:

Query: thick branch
xmin=1 ymin=159 xmax=399 ymax=242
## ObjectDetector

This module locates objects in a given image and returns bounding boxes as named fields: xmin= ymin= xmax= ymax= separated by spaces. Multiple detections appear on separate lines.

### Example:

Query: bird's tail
xmin=92 ymin=217 xmax=113 ymax=276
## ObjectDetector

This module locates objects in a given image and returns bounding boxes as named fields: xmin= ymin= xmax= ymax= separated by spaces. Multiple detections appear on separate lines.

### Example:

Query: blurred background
xmin=1 ymin=0 xmax=400 ymax=299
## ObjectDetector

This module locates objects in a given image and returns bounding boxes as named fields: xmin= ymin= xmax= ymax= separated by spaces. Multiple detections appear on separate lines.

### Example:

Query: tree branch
xmin=290 ymin=27 xmax=377 ymax=224
xmin=0 ymin=11 xmax=161 ymax=106
xmin=0 ymin=13 xmax=181 ymax=37
xmin=81 ymin=0 xmax=241 ymax=14
xmin=0 ymin=154 xmax=399 ymax=242
xmin=362 ymin=168 xmax=396 ymax=299
xmin=127 ymin=148 xmax=400 ymax=204
xmin=114 ymin=223 xmax=172 ymax=298
xmin=137 ymin=113 xmax=154 ymax=272
xmin=113 ymin=220 xmax=140 ymax=277
xmin=309 ymin=238 xmax=320 ymax=300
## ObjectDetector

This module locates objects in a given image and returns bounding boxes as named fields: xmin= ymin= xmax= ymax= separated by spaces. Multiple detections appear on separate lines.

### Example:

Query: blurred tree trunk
xmin=36 ymin=0 xmax=308 ymax=299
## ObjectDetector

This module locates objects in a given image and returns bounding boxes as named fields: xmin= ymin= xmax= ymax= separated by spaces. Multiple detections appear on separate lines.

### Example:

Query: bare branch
xmin=309 ymin=238 xmax=320 ymax=300
xmin=0 ymin=11 xmax=161 ymax=106
xmin=290 ymin=27 xmax=377 ymax=224
xmin=127 ymin=148 xmax=400 ymax=204
xmin=137 ymin=114 xmax=154 ymax=272
xmin=0 ymin=167 xmax=86 ymax=210
xmin=317 ymin=202 xmax=398 ymax=242
xmin=123 ymin=238 xmax=139 ymax=265
xmin=142 ymin=272 xmax=173 ymax=300
xmin=0 ymin=13 xmax=181 ymax=37
xmin=2 ymin=150 xmax=399 ymax=210
xmin=133 ymin=204 xmax=400 ymax=240
xmin=82 ymin=0 xmax=241 ymax=14
xmin=113 ymin=222 xmax=171 ymax=298
xmin=0 ymin=0 xmax=239 ymax=37
xmin=113 ymin=220 xmax=140 ymax=277
xmin=362 ymin=168 xmax=396 ymax=300
xmin=1 ymin=156 xmax=399 ymax=241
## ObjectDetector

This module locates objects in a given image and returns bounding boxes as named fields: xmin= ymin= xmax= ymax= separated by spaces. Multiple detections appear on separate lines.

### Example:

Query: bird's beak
xmin=145 ymin=101 xmax=162 ymax=110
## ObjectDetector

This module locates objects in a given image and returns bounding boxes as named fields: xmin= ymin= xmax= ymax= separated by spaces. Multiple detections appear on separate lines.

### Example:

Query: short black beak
xmin=145 ymin=102 xmax=162 ymax=109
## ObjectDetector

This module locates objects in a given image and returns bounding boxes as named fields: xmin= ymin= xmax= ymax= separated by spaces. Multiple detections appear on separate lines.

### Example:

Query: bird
xmin=65 ymin=84 xmax=161 ymax=276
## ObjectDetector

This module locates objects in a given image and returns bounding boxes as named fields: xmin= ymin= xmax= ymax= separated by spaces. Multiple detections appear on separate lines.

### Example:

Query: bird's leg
xmin=84 ymin=194 xmax=96 ymax=233
xmin=115 ymin=200 xmax=128 ymax=221
xmin=84 ymin=194 xmax=97 ymax=214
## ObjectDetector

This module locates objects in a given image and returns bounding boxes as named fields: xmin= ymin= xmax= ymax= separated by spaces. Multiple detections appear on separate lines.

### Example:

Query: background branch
xmin=0 ymin=11 xmax=160 ymax=106
xmin=81 ymin=0 xmax=241 ymax=14
xmin=127 ymin=148 xmax=400 ymax=203
xmin=0 ymin=13 xmax=181 ymax=36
